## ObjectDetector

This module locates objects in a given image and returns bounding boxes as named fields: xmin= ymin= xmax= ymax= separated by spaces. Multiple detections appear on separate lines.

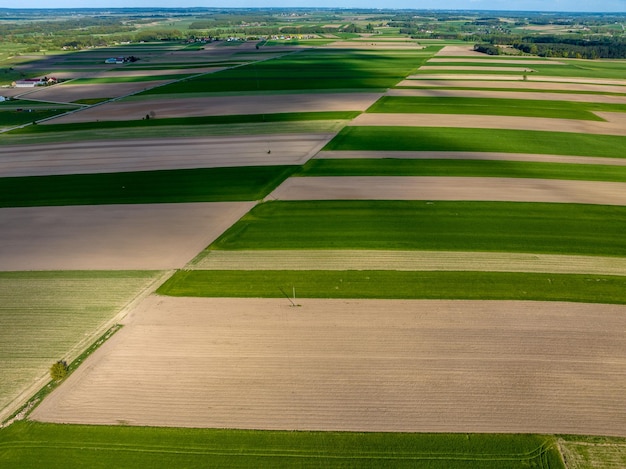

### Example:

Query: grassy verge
xmin=323 ymin=126 xmax=626 ymax=159
xmin=157 ymin=270 xmax=626 ymax=304
xmin=558 ymin=435 xmax=626 ymax=468
xmin=210 ymin=201 xmax=626 ymax=257
xmin=0 ymin=422 xmax=563 ymax=469
xmin=0 ymin=166 xmax=296 ymax=207
xmin=366 ymin=96 xmax=626 ymax=120
xmin=298 ymin=158 xmax=626 ymax=182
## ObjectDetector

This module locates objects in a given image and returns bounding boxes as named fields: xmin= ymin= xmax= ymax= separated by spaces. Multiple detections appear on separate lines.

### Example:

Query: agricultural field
xmin=2 ymin=7 xmax=626 ymax=468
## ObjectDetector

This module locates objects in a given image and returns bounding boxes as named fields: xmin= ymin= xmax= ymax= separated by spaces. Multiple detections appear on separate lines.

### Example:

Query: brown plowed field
xmin=434 ymin=45 xmax=485 ymax=56
xmin=192 ymin=250 xmax=626 ymax=276
xmin=0 ymin=134 xmax=332 ymax=177
xmin=16 ymin=81 xmax=174 ymax=103
xmin=267 ymin=176 xmax=626 ymax=205
xmin=48 ymin=92 xmax=383 ymax=124
xmin=30 ymin=297 xmax=626 ymax=435
xmin=396 ymin=79 xmax=626 ymax=94
xmin=386 ymin=87 xmax=626 ymax=104
xmin=0 ymin=202 xmax=254 ymax=271
xmin=351 ymin=112 xmax=626 ymax=136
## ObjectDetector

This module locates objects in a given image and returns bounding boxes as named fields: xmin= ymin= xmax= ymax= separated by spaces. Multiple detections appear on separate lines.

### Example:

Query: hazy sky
xmin=0 ymin=0 xmax=624 ymax=12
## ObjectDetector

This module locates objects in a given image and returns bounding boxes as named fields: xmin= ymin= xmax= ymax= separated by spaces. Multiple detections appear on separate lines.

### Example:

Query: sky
xmin=0 ymin=0 xmax=624 ymax=12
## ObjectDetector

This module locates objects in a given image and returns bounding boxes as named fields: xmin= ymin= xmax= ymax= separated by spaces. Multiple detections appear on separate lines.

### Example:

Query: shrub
xmin=50 ymin=360 xmax=69 ymax=381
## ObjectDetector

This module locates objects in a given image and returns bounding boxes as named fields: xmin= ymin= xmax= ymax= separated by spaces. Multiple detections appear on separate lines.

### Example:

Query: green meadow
xmin=0 ymin=166 xmax=296 ymax=207
xmin=366 ymin=96 xmax=626 ymax=120
xmin=298 ymin=158 xmax=626 ymax=182
xmin=0 ymin=421 xmax=564 ymax=469
xmin=138 ymin=49 xmax=432 ymax=94
xmin=209 ymin=200 xmax=626 ymax=257
xmin=323 ymin=126 xmax=626 ymax=158
xmin=157 ymin=270 xmax=626 ymax=304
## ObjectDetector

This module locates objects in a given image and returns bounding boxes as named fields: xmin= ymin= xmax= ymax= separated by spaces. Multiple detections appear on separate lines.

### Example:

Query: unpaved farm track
xmin=30 ymin=297 xmax=626 ymax=435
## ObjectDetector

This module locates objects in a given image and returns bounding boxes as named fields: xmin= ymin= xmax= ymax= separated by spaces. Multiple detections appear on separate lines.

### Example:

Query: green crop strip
xmin=366 ymin=96 xmax=626 ymax=120
xmin=298 ymin=158 xmax=626 ymax=182
xmin=7 ymin=111 xmax=360 ymax=135
xmin=0 ymin=166 xmax=296 ymax=207
xmin=158 ymin=270 xmax=626 ymax=304
xmin=0 ymin=421 xmax=563 ymax=468
xmin=210 ymin=200 xmax=626 ymax=257
xmin=323 ymin=126 xmax=626 ymax=159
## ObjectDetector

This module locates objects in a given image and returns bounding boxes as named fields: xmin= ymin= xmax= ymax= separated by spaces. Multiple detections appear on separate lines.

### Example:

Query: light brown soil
xmin=351 ymin=112 xmax=626 ymax=136
xmin=406 ymin=75 xmax=626 ymax=86
xmin=419 ymin=66 xmax=537 ymax=72
xmin=397 ymin=79 xmax=626 ymax=94
xmin=427 ymin=58 xmax=566 ymax=65
xmin=15 ymin=81 xmax=173 ymax=103
xmin=192 ymin=250 xmax=626 ymax=276
xmin=47 ymin=92 xmax=383 ymax=124
xmin=0 ymin=202 xmax=254 ymax=271
xmin=30 ymin=296 xmax=626 ymax=435
xmin=387 ymin=87 xmax=626 ymax=104
xmin=435 ymin=45 xmax=485 ymax=56
xmin=318 ymin=150 xmax=626 ymax=166
xmin=267 ymin=176 xmax=626 ymax=205
xmin=0 ymin=134 xmax=332 ymax=177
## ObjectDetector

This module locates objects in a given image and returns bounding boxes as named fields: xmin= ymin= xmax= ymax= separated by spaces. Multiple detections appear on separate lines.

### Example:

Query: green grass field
xmin=0 ymin=166 xmax=296 ymax=207
xmin=366 ymin=96 xmax=626 ymax=120
xmin=0 ymin=271 xmax=161 ymax=418
xmin=157 ymin=270 xmax=626 ymax=304
xmin=298 ymin=158 xmax=626 ymax=182
xmin=323 ymin=126 xmax=626 ymax=159
xmin=0 ymin=421 xmax=563 ymax=469
xmin=138 ymin=49 xmax=431 ymax=95
xmin=209 ymin=200 xmax=626 ymax=257
xmin=558 ymin=435 xmax=626 ymax=468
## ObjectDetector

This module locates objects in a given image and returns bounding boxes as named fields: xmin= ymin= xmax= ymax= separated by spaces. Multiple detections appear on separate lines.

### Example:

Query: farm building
xmin=12 ymin=77 xmax=57 ymax=88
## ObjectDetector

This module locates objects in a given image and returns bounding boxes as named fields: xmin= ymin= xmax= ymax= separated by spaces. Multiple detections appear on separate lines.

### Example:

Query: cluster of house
xmin=12 ymin=76 xmax=57 ymax=88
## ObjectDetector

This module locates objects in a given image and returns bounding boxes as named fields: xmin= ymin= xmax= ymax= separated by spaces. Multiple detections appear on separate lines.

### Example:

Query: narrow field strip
xmin=190 ymin=250 xmax=626 ymax=276
xmin=0 ymin=422 xmax=562 ymax=468
xmin=350 ymin=113 xmax=626 ymax=136
xmin=48 ymin=92 xmax=382 ymax=124
xmin=318 ymin=151 xmax=626 ymax=167
xmin=0 ymin=134 xmax=331 ymax=177
xmin=419 ymin=66 xmax=537 ymax=72
xmin=396 ymin=79 xmax=626 ymax=94
xmin=267 ymin=176 xmax=626 ymax=206
xmin=427 ymin=58 xmax=566 ymax=65
xmin=29 ymin=297 xmax=626 ymax=436
xmin=405 ymin=75 xmax=626 ymax=86
xmin=386 ymin=87 xmax=626 ymax=104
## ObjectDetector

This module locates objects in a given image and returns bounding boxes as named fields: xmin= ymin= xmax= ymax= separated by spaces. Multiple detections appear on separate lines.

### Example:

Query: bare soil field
xmin=396 ymin=79 xmax=626 ymax=94
xmin=427 ymin=58 xmax=566 ymax=65
xmin=324 ymin=41 xmax=425 ymax=49
xmin=0 ymin=202 xmax=254 ymax=271
xmin=47 ymin=92 xmax=383 ymax=124
xmin=435 ymin=45 xmax=485 ymax=56
xmin=30 ymin=296 xmax=626 ymax=435
xmin=407 ymin=75 xmax=626 ymax=87
xmin=192 ymin=250 xmax=626 ymax=276
xmin=351 ymin=112 xmax=626 ymax=136
xmin=267 ymin=176 xmax=626 ymax=205
xmin=15 ymin=81 xmax=174 ymax=103
xmin=386 ymin=87 xmax=626 ymax=104
xmin=0 ymin=134 xmax=332 ymax=177
xmin=419 ymin=66 xmax=537 ymax=72
xmin=318 ymin=150 xmax=626 ymax=167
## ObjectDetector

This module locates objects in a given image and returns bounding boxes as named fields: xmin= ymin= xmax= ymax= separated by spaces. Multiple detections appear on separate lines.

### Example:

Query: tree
xmin=50 ymin=360 xmax=69 ymax=381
